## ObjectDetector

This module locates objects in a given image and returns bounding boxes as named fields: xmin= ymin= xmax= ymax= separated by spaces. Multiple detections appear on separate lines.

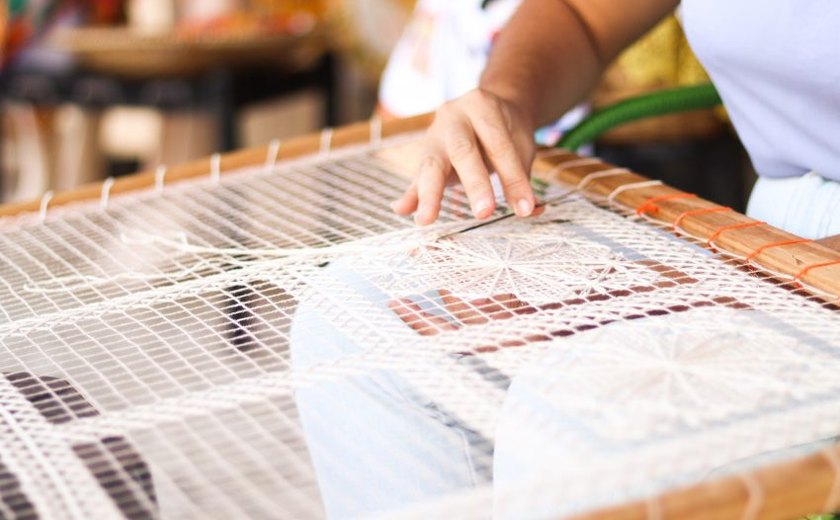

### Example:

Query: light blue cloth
xmin=682 ymin=0 xmax=840 ymax=182
xmin=291 ymin=262 xmax=488 ymax=519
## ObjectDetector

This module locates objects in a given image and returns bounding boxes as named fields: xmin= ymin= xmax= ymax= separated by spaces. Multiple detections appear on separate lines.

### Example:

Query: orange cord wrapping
xmin=746 ymin=238 xmax=811 ymax=261
xmin=706 ymin=220 xmax=766 ymax=247
xmin=705 ymin=219 xmax=839 ymax=293
xmin=635 ymin=192 xmax=697 ymax=216
xmin=672 ymin=206 xmax=733 ymax=232
xmin=795 ymin=259 xmax=840 ymax=281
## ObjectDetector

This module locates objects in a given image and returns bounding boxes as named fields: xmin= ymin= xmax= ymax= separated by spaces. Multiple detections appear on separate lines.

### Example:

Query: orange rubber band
xmin=672 ymin=206 xmax=733 ymax=232
xmin=795 ymin=259 xmax=840 ymax=281
xmin=635 ymin=193 xmax=697 ymax=216
xmin=746 ymin=238 xmax=811 ymax=261
xmin=706 ymin=220 xmax=766 ymax=247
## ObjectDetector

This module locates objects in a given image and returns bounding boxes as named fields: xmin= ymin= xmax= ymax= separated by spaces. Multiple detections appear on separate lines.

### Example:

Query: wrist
xmin=477 ymin=83 xmax=538 ymax=135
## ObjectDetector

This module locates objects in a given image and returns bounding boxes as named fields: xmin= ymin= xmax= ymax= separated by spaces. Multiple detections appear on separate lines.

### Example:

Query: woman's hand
xmin=389 ymin=0 xmax=676 ymax=226
xmin=391 ymin=88 xmax=538 ymax=225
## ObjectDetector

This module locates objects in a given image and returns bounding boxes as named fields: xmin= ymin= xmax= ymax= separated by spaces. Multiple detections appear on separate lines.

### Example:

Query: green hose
xmin=557 ymin=83 xmax=723 ymax=151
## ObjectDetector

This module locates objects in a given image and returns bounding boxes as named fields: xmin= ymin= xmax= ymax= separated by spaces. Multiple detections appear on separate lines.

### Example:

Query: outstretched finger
xmin=471 ymin=110 xmax=535 ymax=217
xmin=414 ymin=148 xmax=450 ymax=226
xmin=445 ymin=118 xmax=496 ymax=220
xmin=391 ymin=179 xmax=419 ymax=216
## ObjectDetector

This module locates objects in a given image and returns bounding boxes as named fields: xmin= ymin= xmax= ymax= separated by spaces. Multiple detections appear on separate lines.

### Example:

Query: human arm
xmin=391 ymin=0 xmax=678 ymax=225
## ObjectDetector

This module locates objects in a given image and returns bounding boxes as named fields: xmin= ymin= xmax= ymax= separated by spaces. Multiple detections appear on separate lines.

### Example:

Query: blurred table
xmin=0 ymin=53 xmax=337 ymax=152
xmin=0 ymin=28 xmax=337 ymax=201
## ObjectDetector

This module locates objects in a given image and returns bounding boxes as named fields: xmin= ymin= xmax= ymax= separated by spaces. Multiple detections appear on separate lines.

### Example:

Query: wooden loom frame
xmin=1 ymin=114 xmax=839 ymax=519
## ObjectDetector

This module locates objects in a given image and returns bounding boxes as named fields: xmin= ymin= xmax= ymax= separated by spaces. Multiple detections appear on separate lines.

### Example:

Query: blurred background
xmin=0 ymin=0 xmax=752 ymax=208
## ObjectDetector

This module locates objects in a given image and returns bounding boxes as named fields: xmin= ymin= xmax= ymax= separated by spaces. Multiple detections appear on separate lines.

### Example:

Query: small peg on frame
xmin=100 ymin=177 xmax=115 ymax=211
xmin=576 ymin=167 xmax=630 ymax=191
xmin=39 ymin=191 xmax=54 ymax=224
xmin=607 ymin=180 xmax=663 ymax=205
xmin=369 ymin=116 xmax=382 ymax=148
xmin=265 ymin=139 xmax=282 ymax=174
xmin=320 ymin=128 xmax=334 ymax=158
xmin=822 ymin=447 xmax=840 ymax=513
xmin=738 ymin=472 xmax=764 ymax=520
xmin=210 ymin=153 xmax=221 ymax=185
xmin=155 ymin=165 xmax=167 ymax=194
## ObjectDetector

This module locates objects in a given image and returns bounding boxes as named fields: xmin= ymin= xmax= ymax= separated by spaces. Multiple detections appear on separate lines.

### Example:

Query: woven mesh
xmin=0 ymin=136 xmax=838 ymax=519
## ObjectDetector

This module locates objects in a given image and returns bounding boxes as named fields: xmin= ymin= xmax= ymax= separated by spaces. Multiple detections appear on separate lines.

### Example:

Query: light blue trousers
xmin=747 ymin=173 xmax=840 ymax=239
xmin=291 ymin=264 xmax=489 ymax=519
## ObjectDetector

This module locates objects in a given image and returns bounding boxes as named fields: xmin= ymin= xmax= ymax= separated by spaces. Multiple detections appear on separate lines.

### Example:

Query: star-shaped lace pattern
xmin=519 ymin=308 xmax=840 ymax=441
xmin=361 ymin=224 xmax=660 ymax=305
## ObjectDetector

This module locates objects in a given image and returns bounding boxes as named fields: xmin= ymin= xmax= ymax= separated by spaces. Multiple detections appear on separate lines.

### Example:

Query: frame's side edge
xmin=532 ymin=150 xmax=840 ymax=299
xmin=0 ymin=113 xmax=434 ymax=218
xmin=566 ymin=442 xmax=839 ymax=520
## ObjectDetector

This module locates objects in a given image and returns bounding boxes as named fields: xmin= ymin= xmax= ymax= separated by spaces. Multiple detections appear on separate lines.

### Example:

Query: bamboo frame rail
xmin=0 ymin=113 xmax=433 ymax=217
xmin=532 ymin=151 xmax=840 ymax=300
xmin=568 ymin=443 xmax=840 ymax=520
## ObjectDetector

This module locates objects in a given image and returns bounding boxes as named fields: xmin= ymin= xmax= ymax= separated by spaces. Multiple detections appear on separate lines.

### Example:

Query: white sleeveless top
xmin=682 ymin=0 xmax=840 ymax=182
xmin=378 ymin=0 xmax=584 ymax=143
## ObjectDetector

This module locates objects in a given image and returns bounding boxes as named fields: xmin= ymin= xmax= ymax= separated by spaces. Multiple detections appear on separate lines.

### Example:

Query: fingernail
xmin=390 ymin=200 xmax=399 ymax=212
xmin=516 ymin=198 xmax=533 ymax=217
xmin=473 ymin=199 xmax=490 ymax=218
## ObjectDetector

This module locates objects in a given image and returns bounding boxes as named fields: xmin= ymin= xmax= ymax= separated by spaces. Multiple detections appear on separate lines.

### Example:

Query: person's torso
xmin=378 ymin=0 xmax=520 ymax=116
xmin=682 ymin=0 xmax=840 ymax=181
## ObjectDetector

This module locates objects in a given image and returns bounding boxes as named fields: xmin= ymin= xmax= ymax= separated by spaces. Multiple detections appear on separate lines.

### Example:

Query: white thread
xmin=24 ymin=222 xmax=457 ymax=294
xmin=607 ymin=180 xmax=663 ymax=204
xmin=210 ymin=153 xmax=221 ymax=185
xmin=576 ymin=168 xmax=631 ymax=190
xmin=822 ymin=447 xmax=840 ymax=513
xmin=155 ymin=165 xmax=167 ymax=194
xmin=368 ymin=224 xmax=660 ymax=305
xmin=25 ymin=257 xmax=223 ymax=293
xmin=118 ymin=227 xmax=433 ymax=262
xmin=100 ymin=177 xmax=115 ymax=211
xmin=739 ymin=473 xmax=764 ymax=520
xmin=265 ymin=139 xmax=281 ymax=173
xmin=369 ymin=116 xmax=383 ymax=148
xmin=320 ymin=127 xmax=334 ymax=158
xmin=39 ymin=190 xmax=53 ymax=223
xmin=526 ymin=306 xmax=824 ymax=442
xmin=0 ymin=406 xmax=88 ymax=520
